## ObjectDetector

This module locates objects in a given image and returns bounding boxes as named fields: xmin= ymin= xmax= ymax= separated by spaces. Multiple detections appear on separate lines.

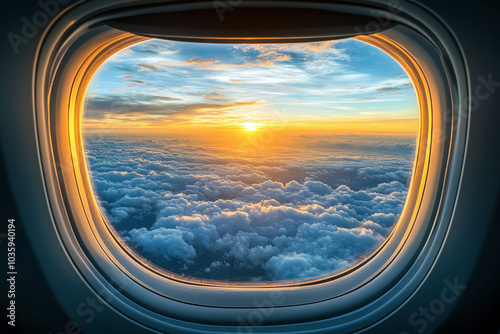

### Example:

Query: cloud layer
xmin=85 ymin=135 xmax=415 ymax=282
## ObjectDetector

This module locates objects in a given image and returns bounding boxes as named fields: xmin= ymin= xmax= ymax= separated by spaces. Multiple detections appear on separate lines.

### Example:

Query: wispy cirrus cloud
xmin=85 ymin=38 xmax=418 ymax=133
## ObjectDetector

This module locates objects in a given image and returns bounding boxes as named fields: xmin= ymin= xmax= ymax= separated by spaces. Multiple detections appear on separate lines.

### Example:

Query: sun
xmin=242 ymin=122 xmax=263 ymax=132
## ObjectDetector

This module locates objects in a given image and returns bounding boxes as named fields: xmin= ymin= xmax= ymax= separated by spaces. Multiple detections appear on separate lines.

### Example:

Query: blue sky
xmin=84 ymin=38 xmax=418 ymax=134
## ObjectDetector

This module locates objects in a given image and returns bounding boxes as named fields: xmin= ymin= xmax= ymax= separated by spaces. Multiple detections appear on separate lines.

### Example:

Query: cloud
xmin=204 ymin=93 xmax=225 ymax=99
xmin=85 ymin=134 xmax=415 ymax=282
xmin=84 ymin=93 xmax=265 ymax=124
xmin=375 ymin=83 xmax=413 ymax=94
xmin=128 ymin=227 xmax=197 ymax=262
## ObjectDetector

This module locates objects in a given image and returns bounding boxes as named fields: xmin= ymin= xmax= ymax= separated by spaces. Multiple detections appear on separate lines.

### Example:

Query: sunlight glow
xmin=242 ymin=122 xmax=263 ymax=132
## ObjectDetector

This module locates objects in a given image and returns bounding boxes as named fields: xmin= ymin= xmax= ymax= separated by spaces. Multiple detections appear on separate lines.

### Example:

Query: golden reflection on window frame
xmin=68 ymin=33 xmax=431 ymax=288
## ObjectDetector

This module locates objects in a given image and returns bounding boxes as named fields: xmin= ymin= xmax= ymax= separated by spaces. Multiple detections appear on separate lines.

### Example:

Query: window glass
xmin=83 ymin=38 xmax=418 ymax=283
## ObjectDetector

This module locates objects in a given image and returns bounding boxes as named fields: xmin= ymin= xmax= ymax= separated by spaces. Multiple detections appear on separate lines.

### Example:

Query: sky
xmin=83 ymin=38 xmax=419 ymax=283
xmin=84 ymin=38 xmax=418 ymax=138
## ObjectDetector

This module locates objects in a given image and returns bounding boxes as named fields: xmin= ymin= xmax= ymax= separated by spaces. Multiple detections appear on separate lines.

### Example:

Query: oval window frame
xmin=34 ymin=0 xmax=468 ymax=332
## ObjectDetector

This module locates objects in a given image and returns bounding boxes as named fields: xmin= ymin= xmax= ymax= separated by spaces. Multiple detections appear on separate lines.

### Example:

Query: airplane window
xmin=82 ymin=38 xmax=418 ymax=283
